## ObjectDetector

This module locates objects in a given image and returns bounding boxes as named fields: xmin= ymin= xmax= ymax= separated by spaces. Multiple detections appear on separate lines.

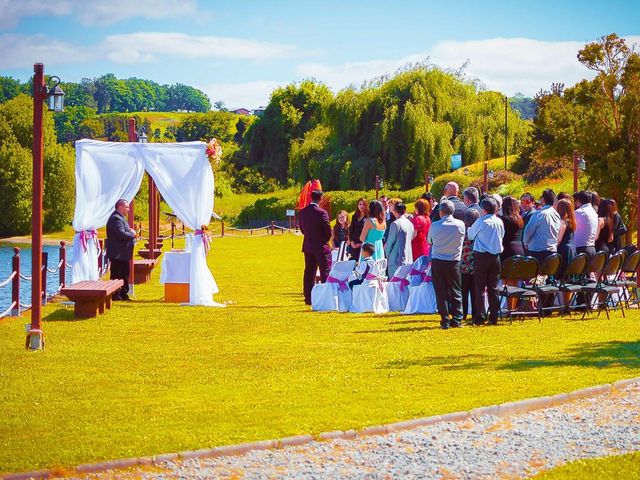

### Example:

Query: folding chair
xmin=498 ymin=256 xmax=539 ymax=322
xmin=403 ymin=258 xmax=437 ymax=314
xmin=311 ymin=260 xmax=356 ymax=312
xmin=582 ymin=250 xmax=626 ymax=319
xmin=616 ymin=249 xmax=640 ymax=308
xmin=350 ymin=260 xmax=389 ymax=314
xmin=527 ymin=253 xmax=564 ymax=317
xmin=557 ymin=253 xmax=588 ymax=315
xmin=386 ymin=264 xmax=414 ymax=312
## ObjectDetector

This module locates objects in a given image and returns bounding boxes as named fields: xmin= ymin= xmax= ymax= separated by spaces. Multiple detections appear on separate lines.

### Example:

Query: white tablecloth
xmin=160 ymin=251 xmax=191 ymax=284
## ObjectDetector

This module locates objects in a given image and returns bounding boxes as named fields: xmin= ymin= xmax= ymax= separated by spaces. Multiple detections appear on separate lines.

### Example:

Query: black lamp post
xmin=504 ymin=96 xmax=508 ymax=170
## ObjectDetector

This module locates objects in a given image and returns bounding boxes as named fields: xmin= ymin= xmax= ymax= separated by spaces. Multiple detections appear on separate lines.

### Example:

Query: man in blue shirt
xmin=468 ymin=197 xmax=505 ymax=325
xmin=427 ymin=199 xmax=466 ymax=329
xmin=522 ymin=189 xmax=561 ymax=265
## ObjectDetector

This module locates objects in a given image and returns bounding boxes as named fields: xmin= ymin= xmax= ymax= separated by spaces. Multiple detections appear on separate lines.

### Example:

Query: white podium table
xmin=160 ymin=251 xmax=191 ymax=302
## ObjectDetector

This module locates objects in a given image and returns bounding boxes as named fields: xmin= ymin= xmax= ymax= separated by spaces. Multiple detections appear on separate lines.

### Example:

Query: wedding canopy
xmin=70 ymin=139 xmax=218 ymax=306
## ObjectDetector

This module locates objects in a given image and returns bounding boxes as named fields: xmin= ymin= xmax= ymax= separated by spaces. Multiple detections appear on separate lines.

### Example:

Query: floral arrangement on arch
xmin=205 ymin=138 xmax=223 ymax=165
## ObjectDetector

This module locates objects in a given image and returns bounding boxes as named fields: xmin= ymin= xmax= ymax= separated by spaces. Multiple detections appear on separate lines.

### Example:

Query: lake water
xmin=0 ymin=243 xmax=73 ymax=314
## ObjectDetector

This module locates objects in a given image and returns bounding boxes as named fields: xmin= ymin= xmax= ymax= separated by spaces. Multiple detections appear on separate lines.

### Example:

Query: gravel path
xmin=75 ymin=381 xmax=640 ymax=480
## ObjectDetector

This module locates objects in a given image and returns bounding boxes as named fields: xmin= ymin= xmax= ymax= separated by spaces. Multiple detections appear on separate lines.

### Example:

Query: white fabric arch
xmin=71 ymin=139 xmax=218 ymax=306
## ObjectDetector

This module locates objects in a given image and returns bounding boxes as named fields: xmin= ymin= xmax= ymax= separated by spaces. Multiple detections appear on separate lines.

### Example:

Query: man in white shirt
xmin=468 ymin=197 xmax=505 ymax=325
xmin=573 ymin=190 xmax=599 ymax=257
xmin=428 ymin=200 xmax=466 ymax=329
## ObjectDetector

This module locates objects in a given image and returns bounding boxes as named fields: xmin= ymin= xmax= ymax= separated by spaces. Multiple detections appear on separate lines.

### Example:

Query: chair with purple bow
xmin=349 ymin=260 xmax=389 ymax=314
xmin=311 ymin=260 xmax=356 ymax=312
xmin=403 ymin=255 xmax=437 ymax=314
xmin=385 ymin=264 xmax=414 ymax=312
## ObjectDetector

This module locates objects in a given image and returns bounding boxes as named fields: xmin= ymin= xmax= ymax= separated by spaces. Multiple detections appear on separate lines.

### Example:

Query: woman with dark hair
xmin=410 ymin=199 xmax=432 ymax=259
xmin=555 ymin=198 xmax=577 ymax=273
xmin=331 ymin=210 xmax=350 ymax=249
xmin=498 ymin=196 xmax=524 ymax=262
xmin=595 ymin=199 xmax=614 ymax=254
xmin=609 ymin=199 xmax=627 ymax=252
xmin=348 ymin=198 xmax=368 ymax=260
xmin=359 ymin=200 xmax=386 ymax=261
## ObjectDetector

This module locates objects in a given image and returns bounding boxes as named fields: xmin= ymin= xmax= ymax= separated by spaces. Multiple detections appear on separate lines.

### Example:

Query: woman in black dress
xmin=348 ymin=198 xmax=368 ymax=260
xmin=499 ymin=196 xmax=524 ymax=262
xmin=555 ymin=198 xmax=576 ymax=275
xmin=595 ymin=199 xmax=614 ymax=254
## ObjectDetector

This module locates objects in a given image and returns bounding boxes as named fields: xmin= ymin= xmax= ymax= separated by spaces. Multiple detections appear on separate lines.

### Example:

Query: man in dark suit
xmin=106 ymin=199 xmax=136 ymax=300
xmin=431 ymin=182 xmax=468 ymax=222
xmin=298 ymin=190 xmax=332 ymax=305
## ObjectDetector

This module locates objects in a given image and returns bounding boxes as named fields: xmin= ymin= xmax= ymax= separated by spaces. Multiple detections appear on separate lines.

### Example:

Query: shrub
xmin=232 ymin=167 xmax=278 ymax=194
xmin=430 ymin=173 xmax=473 ymax=199
xmin=236 ymin=196 xmax=297 ymax=225
xmin=468 ymin=170 xmax=523 ymax=194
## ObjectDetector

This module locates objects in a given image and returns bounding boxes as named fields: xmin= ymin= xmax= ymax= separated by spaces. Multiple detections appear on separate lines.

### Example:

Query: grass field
xmin=534 ymin=452 xmax=640 ymax=479
xmin=0 ymin=234 xmax=639 ymax=474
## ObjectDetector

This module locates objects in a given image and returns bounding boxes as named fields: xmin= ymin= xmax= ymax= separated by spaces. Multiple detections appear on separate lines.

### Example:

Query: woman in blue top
xmin=359 ymin=200 xmax=387 ymax=261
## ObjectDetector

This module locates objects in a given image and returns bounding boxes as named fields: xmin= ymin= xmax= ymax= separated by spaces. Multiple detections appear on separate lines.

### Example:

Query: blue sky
xmin=1 ymin=0 xmax=639 ymax=109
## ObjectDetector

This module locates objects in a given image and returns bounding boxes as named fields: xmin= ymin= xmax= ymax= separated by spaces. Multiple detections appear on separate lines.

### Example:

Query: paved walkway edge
xmin=3 ymin=376 xmax=639 ymax=480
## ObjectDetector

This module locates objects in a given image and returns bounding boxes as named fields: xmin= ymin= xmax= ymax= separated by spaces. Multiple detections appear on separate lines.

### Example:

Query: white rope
xmin=19 ymin=274 xmax=32 ymax=281
xmin=0 ymin=301 xmax=17 ymax=319
xmin=0 ymin=271 xmax=16 ymax=288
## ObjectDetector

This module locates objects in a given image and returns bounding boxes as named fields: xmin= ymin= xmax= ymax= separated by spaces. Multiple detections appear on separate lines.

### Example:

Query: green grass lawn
xmin=1 ymin=234 xmax=639 ymax=474
xmin=534 ymin=452 xmax=640 ymax=479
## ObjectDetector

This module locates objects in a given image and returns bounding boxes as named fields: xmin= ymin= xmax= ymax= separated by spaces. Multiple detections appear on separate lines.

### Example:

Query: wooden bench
xmin=60 ymin=279 xmax=124 ymax=318
xmin=134 ymin=259 xmax=156 ymax=284
xmin=138 ymin=248 xmax=162 ymax=260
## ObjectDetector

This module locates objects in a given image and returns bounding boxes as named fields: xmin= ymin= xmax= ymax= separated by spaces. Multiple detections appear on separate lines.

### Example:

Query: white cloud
xmin=0 ymin=0 xmax=197 ymax=28
xmin=0 ymin=33 xmax=92 ymax=68
xmin=296 ymin=36 xmax=640 ymax=96
xmin=0 ymin=32 xmax=298 ymax=69
xmin=101 ymin=32 xmax=298 ymax=64
xmin=198 ymin=80 xmax=283 ymax=110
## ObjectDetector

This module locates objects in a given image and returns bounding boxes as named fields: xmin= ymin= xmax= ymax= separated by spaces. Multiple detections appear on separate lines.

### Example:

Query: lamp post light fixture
xmin=137 ymin=128 xmax=148 ymax=143
xmin=375 ymin=175 xmax=384 ymax=199
xmin=46 ymin=76 xmax=65 ymax=112
xmin=424 ymin=172 xmax=435 ymax=192
xmin=504 ymin=96 xmax=508 ymax=170
xmin=572 ymin=150 xmax=586 ymax=192
xmin=28 ymin=63 xmax=66 ymax=351
xmin=578 ymin=155 xmax=586 ymax=171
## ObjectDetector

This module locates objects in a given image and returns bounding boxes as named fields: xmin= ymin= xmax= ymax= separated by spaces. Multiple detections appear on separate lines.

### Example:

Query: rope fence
xmin=1 ymin=220 xmax=297 ymax=319
xmin=0 ymin=242 xmax=71 ymax=319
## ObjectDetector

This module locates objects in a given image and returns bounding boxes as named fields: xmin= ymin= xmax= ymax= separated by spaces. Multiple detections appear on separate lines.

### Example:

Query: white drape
xmin=71 ymin=140 xmax=145 ymax=283
xmin=143 ymin=142 xmax=218 ymax=305
xmin=71 ymin=140 xmax=218 ymax=306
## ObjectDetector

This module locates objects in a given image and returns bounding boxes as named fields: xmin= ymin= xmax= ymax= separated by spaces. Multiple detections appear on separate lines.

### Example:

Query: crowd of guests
xmin=301 ymin=184 xmax=628 ymax=329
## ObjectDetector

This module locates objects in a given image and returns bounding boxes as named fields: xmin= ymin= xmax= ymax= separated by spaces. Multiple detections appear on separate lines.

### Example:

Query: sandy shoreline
xmin=0 ymin=236 xmax=73 ymax=246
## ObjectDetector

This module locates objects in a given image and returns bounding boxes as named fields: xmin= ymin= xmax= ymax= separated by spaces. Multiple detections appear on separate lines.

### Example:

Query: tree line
xmin=0 ymin=74 xmax=211 ymax=114
xmin=514 ymin=33 xmax=640 ymax=224
xmin=242 ymin=65 xmax=532 ymax=191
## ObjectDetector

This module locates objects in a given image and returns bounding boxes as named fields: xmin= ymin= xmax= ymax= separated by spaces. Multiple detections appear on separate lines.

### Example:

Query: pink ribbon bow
xmin=78 ymin=229 xmax=98 ymax=252
xmin=365 ymin=273 xmax=384 ymax=292
xmin=195 ymin=229 xmax=211 ymax=254
xmin=389 ymin=276 xmax=410 ymax=291
xmin=327 ymin=275 xmax=349 ymax=292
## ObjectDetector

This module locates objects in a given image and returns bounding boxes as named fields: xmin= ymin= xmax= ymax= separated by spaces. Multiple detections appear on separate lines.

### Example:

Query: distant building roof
xmin=232 ymin=108 xmax=251 ymax=115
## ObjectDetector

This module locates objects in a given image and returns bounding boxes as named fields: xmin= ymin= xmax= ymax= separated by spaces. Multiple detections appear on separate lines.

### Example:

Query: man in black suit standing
xmin=298 ymin=190 xmax=332 ymax=305
xmin=431 ymin=182 xmax=468 ymax=222
xmin=106 ymin=199 xmax=136 ymax=300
